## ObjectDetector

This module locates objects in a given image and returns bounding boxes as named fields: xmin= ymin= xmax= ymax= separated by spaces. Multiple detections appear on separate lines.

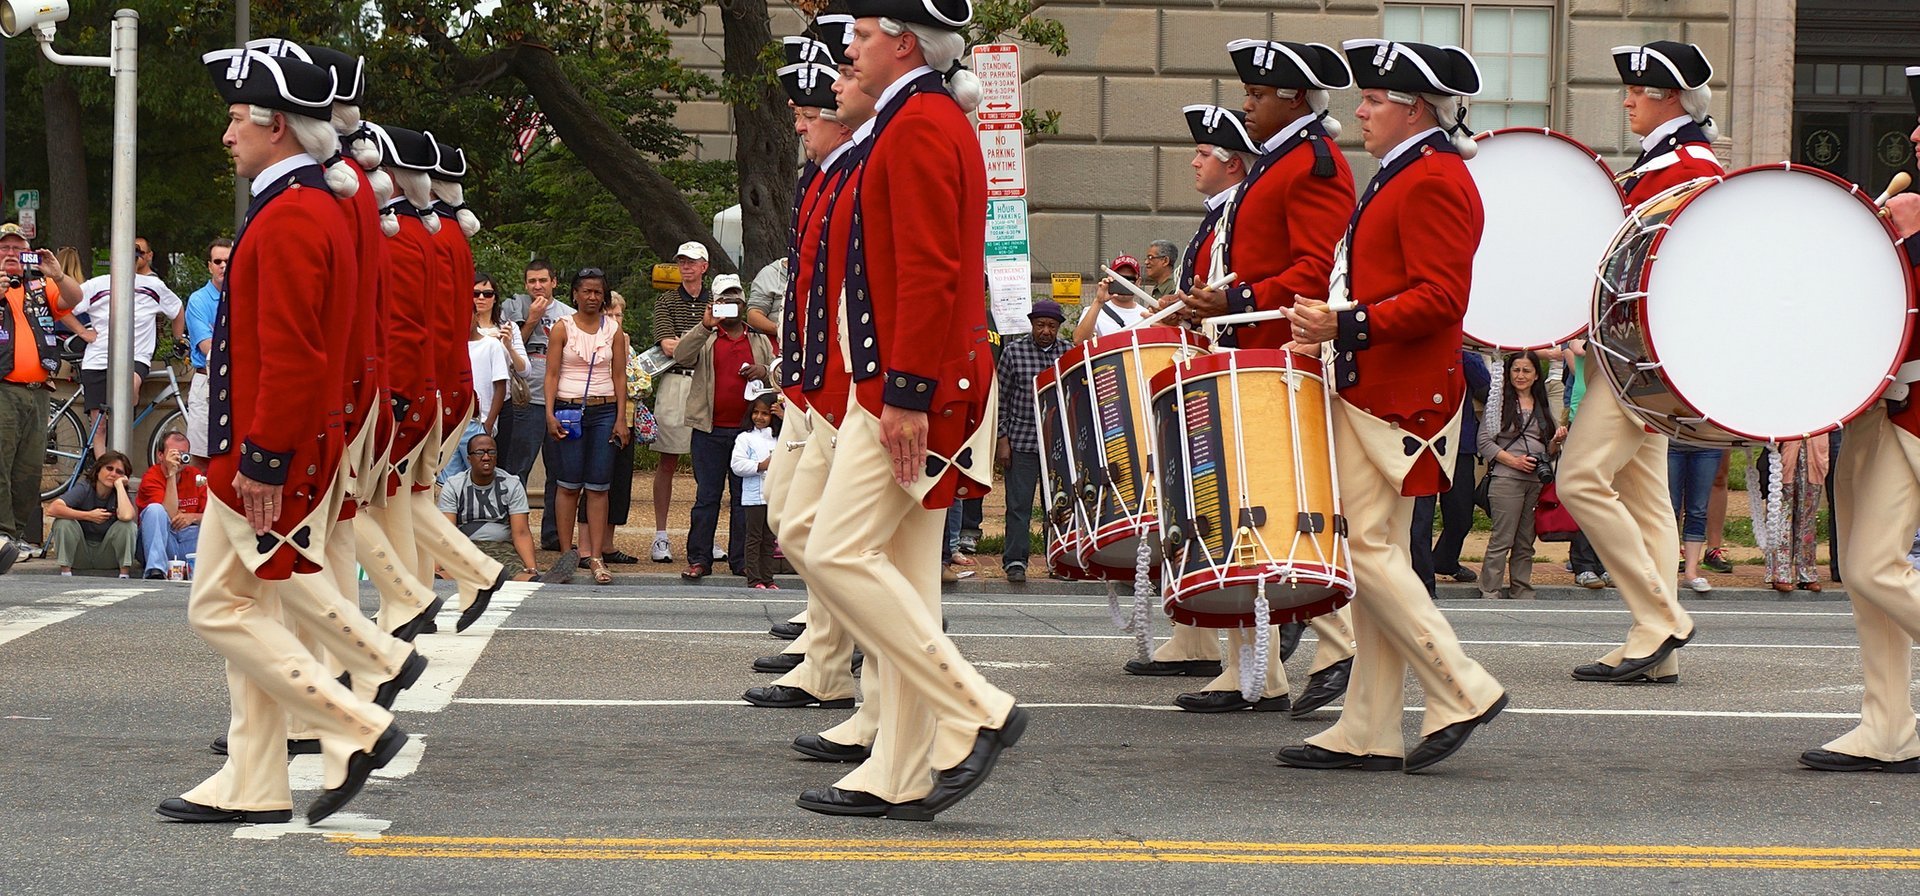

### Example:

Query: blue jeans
xmin=689 ymin=425 xmax=744 ymax=571
xmin=437 ymin=420 xmax=488 ymax=484
xmin=138 ymin=503 xmax=199 ymax=575
xmin=501 ymin=401 xmax=548 ymax=482
xmin=546 ymin=403 xmax=618 ymax=491
xmin=1667 ymin=446 xmax=1724 ymax=544
xmin=1001 ymin=450 xmax=1041 ymax=568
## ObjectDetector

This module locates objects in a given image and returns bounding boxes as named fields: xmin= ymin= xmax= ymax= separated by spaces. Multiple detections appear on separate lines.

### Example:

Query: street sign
xmin=985 ymin=198 xmax=1028 ymax=257
xmin=972 ymin=44 xmax=1023 ymax=122
xmin=13 ymin=190 xmax=39 ymax=211
xmin=18 ymin=208 xmax=37 ymax=240
xmin=1051 ymin=273 xmax=1082 ymax=303
xmin=987 ymin=257 xmax=1033 ymax=334
xmin=979 ymin=121 xmax=1025 ymax=198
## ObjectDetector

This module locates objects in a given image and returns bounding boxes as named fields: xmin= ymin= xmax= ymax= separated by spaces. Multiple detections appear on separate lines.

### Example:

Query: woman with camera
xmin=543 ymin=268 xmax=631 ymax=585
xmin=1478 ymin=352 xmax=1563 ymax=600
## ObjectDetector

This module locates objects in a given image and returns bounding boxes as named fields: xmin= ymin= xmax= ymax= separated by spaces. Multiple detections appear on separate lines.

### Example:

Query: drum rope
xmin=1741 ymin=446 xmax=1789 ymax=571
xmin=1283 ymin=352 xmax=1324 ymax=573
xmin=1240 ymin=580 xmax=1272 ymax=703
xmin=1105 ymin=580 xmax=1131 ymax=631
xmin=1131 ymin=529 xmax=1154 ymax=661
xmin=1317 ymin=342 xmax=1355 ymax=577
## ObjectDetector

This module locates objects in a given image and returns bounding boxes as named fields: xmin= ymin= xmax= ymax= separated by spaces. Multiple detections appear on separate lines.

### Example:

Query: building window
xmin=1796 ymin=62 xmax=1908 ymax=99
xmin=1385 ymin=3 xmax=1553 ymax=130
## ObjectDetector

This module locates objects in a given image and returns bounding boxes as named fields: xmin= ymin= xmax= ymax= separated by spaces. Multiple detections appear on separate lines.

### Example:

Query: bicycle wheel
xmin=146 ymin=409 xmax=187 ymax=465
xmin=42 ymin=407 xmax=87 ymax=501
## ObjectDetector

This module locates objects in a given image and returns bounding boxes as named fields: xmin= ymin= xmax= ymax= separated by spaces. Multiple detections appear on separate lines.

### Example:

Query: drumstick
xmin=1133 ymin=271 xmax=1239 ymax=329
xmin=1099 ymin=265 xmax=1159 ymax=305
xmin=1876 ymin=171 xmax=1912 ymax=208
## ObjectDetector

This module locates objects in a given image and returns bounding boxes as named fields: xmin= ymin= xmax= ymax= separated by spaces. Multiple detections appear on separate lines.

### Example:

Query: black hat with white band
xmin=1183 ymin=104 xmax=1259 ymax=156
xmin=1341 ymin=39 xmax=1481 ymax=96
xmin=1612 ymin=41 xmax=1712 ymax=91
xmin=363 ymin=122 xmax=439 ymax=172
xmin=1227 ymin=40 xmax=1351 ymax=91
xmin=779 ymin=62 xmax=841 ymax=110
xmin=244 ymin=38 xmax=365 ymax=105
xmin=203 ymin=48 xmax=336 ymax=120
xmin=845 ymin=0 xmax=970 ymax=30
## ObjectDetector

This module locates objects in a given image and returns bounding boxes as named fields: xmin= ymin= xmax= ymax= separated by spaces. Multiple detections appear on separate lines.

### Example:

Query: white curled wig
xmin=1209 ymin=146 xmax=1259 ymax=175
xmin=1278 ymin=88 xmax=1341 ymax=139
xmin=250 ymin=103 xmax=360 ymax=196
xmin=1645 ymin=85 xmax=1719 ymax=142
xmin=387 ymin=168 xmax=439 ymax=234
xmin=878 ymin=18 xmax=981 ymax=113
xmin=1423 ymin=93 xmax=1478 ymax=160
xmin=431 ymin=178 xmax=482 ymax=238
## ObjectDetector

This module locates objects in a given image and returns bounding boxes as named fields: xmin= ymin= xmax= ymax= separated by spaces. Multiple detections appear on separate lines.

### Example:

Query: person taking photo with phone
xmin=669 ymin=274 xmax=772 ymax=582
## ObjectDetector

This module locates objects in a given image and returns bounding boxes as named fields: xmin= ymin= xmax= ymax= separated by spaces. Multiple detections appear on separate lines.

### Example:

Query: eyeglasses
xmin=135 ymin=249 xmax=151 ymax=257
xmin=102 ymin=467 xmax=128 ymax=476
xmin=469 ymin=448 xmax=498 ymax=456
xmin=208 ymin=258 xmax=228 ymax=266
xmin=474 ymin=289 xmax=497 ymax=297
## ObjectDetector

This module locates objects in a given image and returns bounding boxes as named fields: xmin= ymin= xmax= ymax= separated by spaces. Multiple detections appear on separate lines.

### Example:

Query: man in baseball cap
xmin=1073 ymin=256 xmax=1149 ymax=343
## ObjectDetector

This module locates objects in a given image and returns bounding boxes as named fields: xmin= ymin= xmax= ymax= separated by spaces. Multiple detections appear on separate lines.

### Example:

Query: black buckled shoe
xmin=391 ymin=595 xmax=446 ymax=643
xmin=210 ymin=735 xmax=322 ymax=757
xmin=769 ymin=620 xmax=806 ymax=640
xmin=918 ymin=706 xmax=1028 ymax=818
xmin=1608 ymin=633 xmax=1692 ymax=682
xmin=796 ymin=786 xmax=930 ymax=820
xmin=1275 ymin=744 xmax=1402 ymax=771
xmin=372 ymin=651 xmax=428 ymax=710
xmin=306 ymin=725 xmax=409 ymax=824
xmin=157 ymin=797 xmax=292 ymax=824
xmin=1799 ymin=749 xmax=1920 ymax=773
xmin=1123 ymin=658 xmax=1224 ymax=677
xmin=851 ymin=649 xmax=864 ymax=676
xmin=752 ymin=652 xmax=803 ymax=674
xmin=1291 ymin=658 xmax=1352 ymax=718
xmin=1276 ymin=621 xmax=1307 ymax=662
xmin=1404 ymin=692 xmax=1509 ymax=773
xmin=1173 ymin=691 xmax=1290 ymax=713
xmin=457 ymin=565 xmax=512 ymax=633
xmin=743 ymin=684 xmax=855 ymax=709
xmin=792 ymin=733 xmax=872 ymax=763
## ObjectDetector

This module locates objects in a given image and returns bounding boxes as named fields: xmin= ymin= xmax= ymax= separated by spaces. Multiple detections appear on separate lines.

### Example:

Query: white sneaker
xmin=0 ymin=536 xmax=16 ymax=575
xmin=1575 ymin=571 xmax=1603 ymax=589
xmin=712 ymin=546 xmax=727 ymax=561
xmin=1685 ymin=577 xmax=1712 ymax=594
xmin=650 ymin=532 xmax=672 ymax=563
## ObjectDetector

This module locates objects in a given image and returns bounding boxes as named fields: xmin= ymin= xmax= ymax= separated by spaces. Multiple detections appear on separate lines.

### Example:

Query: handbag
xmin=553 ymin=342 xmax=596 ymax=441
xmin=1534 ymin=481 xmax=1581 ymax=542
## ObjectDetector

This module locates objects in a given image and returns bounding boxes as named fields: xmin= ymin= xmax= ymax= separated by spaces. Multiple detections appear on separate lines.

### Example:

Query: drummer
xmin=1280 ymin=39 xmax=1507 ymax=772
xmin=1796 ymin=66 xmax=1920 ymax=775
xmin=1149 ymin=100 xmax=1353 ymax=716
xmin=1558 ymin=40 xmax=1720 ymax=685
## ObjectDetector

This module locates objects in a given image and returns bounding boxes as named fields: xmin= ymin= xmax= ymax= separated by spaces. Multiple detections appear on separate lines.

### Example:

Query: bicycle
xmin=41 ymin=351 xmax=191 ymax=501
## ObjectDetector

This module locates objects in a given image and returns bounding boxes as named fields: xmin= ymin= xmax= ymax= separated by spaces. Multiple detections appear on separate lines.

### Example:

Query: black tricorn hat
xmin=779 ymin=62 xmax=840 ymax=110
xmin=432 ymin=140 xmax=468 ymax=181
xmin=364 ymin=122 xmax=439 ymax=171
xmin=245 ymin=38 xmax=365 ymax=105
xmin=1612 ymin=41 xmax=1712 ymax=90
xmin=1342 ymin=39 xmax=1481 ymax=96
xmin=203 ymin=48 xmax=336 ymax=120
xmin=783 ymin=37 xmax=835 ymax=67
xmin=812 ymin=12 xmax=856 ymax=66
xmin=1227 ymin=40 xmax=1351 ymax=91
xmin=846 ymin=0 xmax=970 ymax=30
xmin=1183 ymin=104 xmax=1259 ymax=155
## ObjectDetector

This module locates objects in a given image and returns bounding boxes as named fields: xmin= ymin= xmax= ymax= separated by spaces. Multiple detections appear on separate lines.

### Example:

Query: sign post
xmin=972 ymin=44 xmax=1031 ymax=334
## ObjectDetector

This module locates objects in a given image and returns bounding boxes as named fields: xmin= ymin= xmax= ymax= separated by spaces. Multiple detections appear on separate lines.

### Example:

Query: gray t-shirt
xmin=747 ymin=259 xmax=787 ymax=338
xmin=501 ymin=293 xmax=575 ymax=405
xmin=58 ymin=480 xmax=119 ymax=543
xmin=437 ymin=470 xmax=530 ymax=543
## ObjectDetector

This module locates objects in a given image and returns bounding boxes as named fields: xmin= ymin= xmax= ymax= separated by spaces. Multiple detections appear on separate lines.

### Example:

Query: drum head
xmin=1646 ymin=167 xmax=1912 ymax=440
xmin=1465 ymin=129 xmax=1626 ymax=350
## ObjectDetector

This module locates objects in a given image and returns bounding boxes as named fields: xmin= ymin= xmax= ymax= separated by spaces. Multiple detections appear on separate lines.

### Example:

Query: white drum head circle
xmin=1646 ymin=167 xmax=1912 ymax=440
xmin=1465 ymin=129 xmax=1626 ymax=350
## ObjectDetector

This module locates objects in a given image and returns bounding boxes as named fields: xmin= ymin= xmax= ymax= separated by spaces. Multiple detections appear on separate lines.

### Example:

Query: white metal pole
xmin=105 ymin=9 xmax=137 ymax=454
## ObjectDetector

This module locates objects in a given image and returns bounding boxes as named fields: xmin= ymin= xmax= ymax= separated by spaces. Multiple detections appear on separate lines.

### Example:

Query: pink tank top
xmin=555 ymin=315 xmax=617 ymax=400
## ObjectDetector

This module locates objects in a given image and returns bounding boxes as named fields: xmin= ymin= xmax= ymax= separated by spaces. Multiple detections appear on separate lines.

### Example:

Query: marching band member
xmin=744 ymin=52 xmax=865 ymax=712
xmin=160 ymin=49 xmax=405 ymax=825
xmin=1162 ymin=101 xmax=1353 ymax=717
xmin=1559 ymin=41 xmax=1720 ymax=685
xmin=1279 ymin=39 xmax=1506 ymax=773
xmin=1800 ymin=69 xmax=1920 ymax=774
xmin=792 ymin=0 xmax=1021 ymax=820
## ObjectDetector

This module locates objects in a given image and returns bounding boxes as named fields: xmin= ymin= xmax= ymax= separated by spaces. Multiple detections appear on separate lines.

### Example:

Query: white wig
xmin=249 ymin=104 xmax=359 ymax=196
xmin=391 ymin=169 xmax=439 ymax=234
xmin=431 ymin=178 xmax=482 ymax=238
xmin=1680 ymin=84 xmax=1718 ymax=142
xmin=1278 ymin=87 xmax=1342 ymax=139
xmin=1209 ymin=146 xmax=1259 ymax=174
xmin=1423 ymin=93 xmax=1478 ymax=160
xmin=877 ymin=18 xmax=981 ymax=114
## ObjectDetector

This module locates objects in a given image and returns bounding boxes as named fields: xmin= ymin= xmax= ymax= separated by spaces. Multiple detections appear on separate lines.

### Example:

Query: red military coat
xmin=381 ymin=206 xmax=443 ymax=488
xmin=780 ymin=160 xmax=834 ymax=414
xmin=843 ymin=74 xmax=995 ymax=508
xmin=798 ymin=157 xmax=860 ymax=426
xmin=205 ymin=164 xmax=358 ymax=579
xmin=1890 ymin=239 xmax=1920 ymax=439
xmin=1331 ymin=133 xmax=1484 ymax=496
xmin=1220 ymin=121 xmax=1355 ymax=349
xmin=336 ymin=164 xmax=389 ymax=515
xmin=1619 ymin=120 xmax=1722 ymax=209
xmin=431 ymin=206 xmax=476 ymax=431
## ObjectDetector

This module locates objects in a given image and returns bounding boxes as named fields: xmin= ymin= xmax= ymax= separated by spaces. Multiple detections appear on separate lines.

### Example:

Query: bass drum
xmin=1591 ymin=164 xmax=1915 ymax=445
xmin=1463 ymin=127 xmax=1626 ymax=351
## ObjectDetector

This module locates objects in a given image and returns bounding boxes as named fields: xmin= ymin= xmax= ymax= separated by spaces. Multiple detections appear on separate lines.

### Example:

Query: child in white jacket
xmin=730 ymin=394 xmax=780 ymax=588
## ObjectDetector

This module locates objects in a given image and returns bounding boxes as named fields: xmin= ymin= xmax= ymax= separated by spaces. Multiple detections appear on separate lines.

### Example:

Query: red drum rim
xmin=1089 ymin=519 xmax=1159 ymax=556
xmin=1163 ymin=562 xmax=1354 ymax=627
xmin=1465 ymin=127 xmax=1626 ymax=352
xmin=1056 ymin=325 xmax=1209 ymax=372
xmin=1148 ymin=347 xmax=1325 ymax=397
xmin=1631 ymin=163 xmax=1918 ymax=442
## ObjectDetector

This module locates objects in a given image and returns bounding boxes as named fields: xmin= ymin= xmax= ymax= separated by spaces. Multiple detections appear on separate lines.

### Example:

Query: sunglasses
xmin=474 ymin=289 xmax=497 ymax=297
xmin=208 ymin=258 xmax=228 ymax=265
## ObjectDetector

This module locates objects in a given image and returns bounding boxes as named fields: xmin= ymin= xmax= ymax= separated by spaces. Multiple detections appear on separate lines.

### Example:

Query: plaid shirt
xmin=995 ymin=333 xmax=1071 ymax=454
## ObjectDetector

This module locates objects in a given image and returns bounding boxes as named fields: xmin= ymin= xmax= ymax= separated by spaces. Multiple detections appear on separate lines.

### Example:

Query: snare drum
xmin=1591 ymin=164 xmax=1916 ymax=445
xmin=1062 ymin=327 xmax=1209 ymax=572
xmin=1149 ymin=349 xmax=1353 ymax=628
xmin=1464 ymin=128 xmax=1626 ymax=350
xmin=1034 ymin=360 xmax=1094 ymax=576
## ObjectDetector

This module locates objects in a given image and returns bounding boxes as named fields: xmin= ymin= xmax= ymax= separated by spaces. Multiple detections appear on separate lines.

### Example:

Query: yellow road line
xmin=332 ymin=836 xmax=1920 ymax=869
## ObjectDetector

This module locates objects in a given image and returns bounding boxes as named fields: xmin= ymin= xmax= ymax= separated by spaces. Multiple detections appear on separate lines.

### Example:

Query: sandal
xmin=1798 ymin=580 xmax=1822 ymax=592
xmin=588 ymin=557 xmax=613 ymax=585
xmin=1771 ymin=581 xmax=1795 ymax=593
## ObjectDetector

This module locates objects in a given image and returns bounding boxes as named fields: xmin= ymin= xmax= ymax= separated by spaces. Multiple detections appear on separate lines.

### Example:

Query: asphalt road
xmin=3 ymin=574 xmax=1918 ymax=895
